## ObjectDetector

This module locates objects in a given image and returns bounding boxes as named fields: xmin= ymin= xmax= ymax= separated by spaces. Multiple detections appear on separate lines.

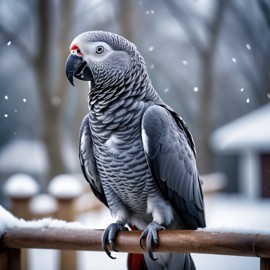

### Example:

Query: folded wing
xmin=142 ymin=105 xmax=205 ymax=229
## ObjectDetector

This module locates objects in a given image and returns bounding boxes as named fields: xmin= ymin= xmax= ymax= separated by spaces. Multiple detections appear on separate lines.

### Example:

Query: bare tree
xmin=116 ymin=0 xmax=134 ymax=41
xmin=0 ymin=0 xmax=74 ymax=183
xmin=36 ymin=0 xmax=74 ymax=181
xmin=164 ymin=0 xmax=228 ymax=173
xmin=226 ymin=0 xmax=270 ymax=107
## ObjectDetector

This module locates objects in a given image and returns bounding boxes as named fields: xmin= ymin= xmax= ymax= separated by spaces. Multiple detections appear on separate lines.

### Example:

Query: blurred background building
xmin=211 ymin=103 xmax=270 ymax=199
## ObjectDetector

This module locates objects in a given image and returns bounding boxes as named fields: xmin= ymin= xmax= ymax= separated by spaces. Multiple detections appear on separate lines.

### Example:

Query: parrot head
xmin=65 ymin=31 xmax=137 ymax=88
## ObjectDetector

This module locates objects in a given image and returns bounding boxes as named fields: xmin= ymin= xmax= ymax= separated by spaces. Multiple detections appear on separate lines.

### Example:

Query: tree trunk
xmin=196 ymin=0 xmax=227 ymax=174
xmin=196 ymin=52 xmax=214 ymax=174
xmin=34 ymin=0 xmax=73 ymax=184
xmin=117 ymin=0 xmax=134 ymax=41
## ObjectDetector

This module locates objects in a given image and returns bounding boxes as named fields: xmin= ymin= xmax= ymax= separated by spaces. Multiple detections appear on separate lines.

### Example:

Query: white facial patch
xmin=85 ymin=42 xmax=113 ymax=63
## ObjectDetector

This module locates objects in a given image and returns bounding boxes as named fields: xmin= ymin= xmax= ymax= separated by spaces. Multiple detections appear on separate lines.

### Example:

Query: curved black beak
xmin=65 ymin=54 xmax=93 ymax=86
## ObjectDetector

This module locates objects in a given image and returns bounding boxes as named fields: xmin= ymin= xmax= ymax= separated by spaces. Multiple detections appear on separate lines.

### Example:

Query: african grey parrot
xmin=65 ymin=31 xmax=205 ymax=270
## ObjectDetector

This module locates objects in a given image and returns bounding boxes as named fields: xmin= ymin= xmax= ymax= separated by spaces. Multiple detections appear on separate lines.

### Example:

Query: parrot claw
xmin=140 ymin=221 xmax=165 ymax=261
xmin=102 ymin=220 xmax=128 ymax=259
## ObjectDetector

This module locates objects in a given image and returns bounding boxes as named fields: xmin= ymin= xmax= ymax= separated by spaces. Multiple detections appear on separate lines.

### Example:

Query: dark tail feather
xmin=144 ymin=253 xmax=196 ymax=270
xmin=128 ymin=251 xmax=196 ymax=270
xmin=184 ymin=253 xmax=196 ymax=270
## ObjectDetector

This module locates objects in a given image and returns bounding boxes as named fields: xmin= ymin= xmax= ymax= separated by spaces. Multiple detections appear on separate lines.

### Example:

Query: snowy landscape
xmin=0 ymin=1 xmax=270 ymax=270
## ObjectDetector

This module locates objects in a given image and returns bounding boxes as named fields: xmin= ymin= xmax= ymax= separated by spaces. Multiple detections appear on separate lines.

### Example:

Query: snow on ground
xmin=3 ymin=194 xmax=270 ymax=270
xmin=0 ymin=140 xmax=47 ymax=173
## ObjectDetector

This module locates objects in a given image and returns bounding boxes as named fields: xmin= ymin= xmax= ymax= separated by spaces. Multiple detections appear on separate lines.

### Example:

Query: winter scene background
xmin=0 ymin=0 xmax=270 ymax=269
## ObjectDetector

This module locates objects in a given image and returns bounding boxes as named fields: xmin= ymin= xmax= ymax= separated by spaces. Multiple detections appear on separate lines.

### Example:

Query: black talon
xmin=139 ymin=221 xmax=165 ymax=261
xmin=140 ymin=237 xmax=145 ymax=250
xmin=102 ymin=220 xmax=128 ymax=259
xmin=109 ymin=238 xmax=118 ymax=252
xmin=102 ymin=227 xmax=116 ymax=259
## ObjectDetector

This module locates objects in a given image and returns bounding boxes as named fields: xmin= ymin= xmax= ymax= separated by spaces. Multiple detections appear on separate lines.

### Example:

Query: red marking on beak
xmin=70 ymin=44 xmax=82 ymax=55
xmin=70 ymin=45 xmax=79 ymax=51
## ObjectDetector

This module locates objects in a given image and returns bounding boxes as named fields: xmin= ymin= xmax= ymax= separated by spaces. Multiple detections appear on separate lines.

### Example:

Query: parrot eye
xmin=96 ymin=45 xmax=105 ymax=54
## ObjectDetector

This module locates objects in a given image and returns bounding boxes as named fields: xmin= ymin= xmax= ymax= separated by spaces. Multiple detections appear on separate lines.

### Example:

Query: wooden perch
xmin=1 ymin=228 xmax=270 ymax=258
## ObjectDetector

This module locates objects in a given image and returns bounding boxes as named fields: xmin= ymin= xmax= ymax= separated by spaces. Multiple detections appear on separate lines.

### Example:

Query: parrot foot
xmin=140 ymin=221 xmax=165 ymax=261
xmin=102 ymin=220 xmax=128 ymax=259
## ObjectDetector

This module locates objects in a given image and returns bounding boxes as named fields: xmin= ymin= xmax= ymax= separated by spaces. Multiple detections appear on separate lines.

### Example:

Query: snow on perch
xmin=0 ymin=205 xmax=85 ymax=237
xmin=198 ymin=226 xmax=270 ymax=235
xmin=48 ymin=174 xmax=84 ymax=199
xmin=3 ymin=174 xmax=40 ymax=198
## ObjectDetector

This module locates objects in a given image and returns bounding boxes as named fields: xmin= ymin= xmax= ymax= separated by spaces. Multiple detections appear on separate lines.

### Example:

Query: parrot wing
xmin=142 ymin=105 xmax=205 ymax=229
xmin=79 ymin=114 xmax=108 ymax=207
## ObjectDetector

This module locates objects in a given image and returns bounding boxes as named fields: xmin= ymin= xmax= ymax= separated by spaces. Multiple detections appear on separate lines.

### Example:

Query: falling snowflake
xmin=145 ymin=10 xmax=154 ymax=15
xmin=193 ymin=87 xmax=199 ymax=92
xmin=182 ymin=60 xmax=188 ymax=65
xmin=164 ymin=88 xmax=169 ymax=93
xmin=246 ymin=44 xmax=251 ymax=50
xmin=23 ymin=98 xmax=27 ymax=103
xmin=232 ymin=58 xmax=237 ymax=63
xmin=267 ymin=93 xmax=270 ymax=99
xmin=4 ymin=114 xmax=8 ymax=118
xmin=7 ymin=41 xmax=11 ymax=46
xmin=148 ymin=46 xmax=154 ymax=52
xmin=246 ymin=98 xmax=250 ymax=103
xmin=150 ymin=64 xmax=155 ymax=70
xmin=4 ymin=95 xmax=8 ymax=100
xmin=14 ymin=109 xmax=18 ymax=113
xmin=240 ymin=88 xmax=244 ymax=92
